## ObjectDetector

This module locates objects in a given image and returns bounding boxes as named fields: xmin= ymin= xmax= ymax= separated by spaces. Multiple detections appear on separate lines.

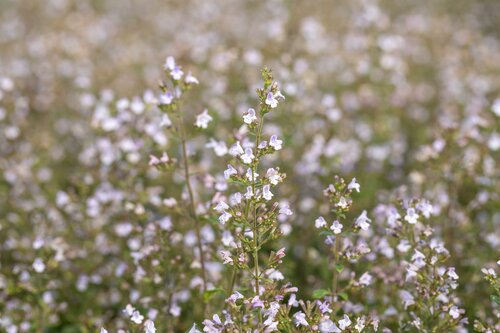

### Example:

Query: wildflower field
xmin=0 ymin=0 xmax=499 ymax=332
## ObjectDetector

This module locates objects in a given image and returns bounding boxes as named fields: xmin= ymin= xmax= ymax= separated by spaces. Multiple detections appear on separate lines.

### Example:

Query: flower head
xmin=194 ymin=109 xmax=213 ymax=129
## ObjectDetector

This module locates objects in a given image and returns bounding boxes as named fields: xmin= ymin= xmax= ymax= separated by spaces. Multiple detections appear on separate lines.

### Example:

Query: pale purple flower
xmin=220 ymin=251 xmax=233 ymax=265
xmin=262 ymin=185 xmax=273 ymax=201
xmin=224 ymin=164 xmax=237 ymax=179
xmin=243 ymin=108 xmax=257 ymax=124
xmin=319 ymin=319 xmax=340 ymax=333
xmin=170 ymin=66 xmax=184 ymax=81
xmin=164 ymin=56 xmax=176 ymax=70
xmin=266 ymin=168 xmax=281 ymax=185
xmin=131 ymin=310 xmax=144 ymax=324
xmin=330 ymin=220 xmax=343 ymax=234
xmin=279 ymin=204 xmax=293 ymax=216
xmin=159 ymin=91 xmax=174 ymax=105
xmin=185 ymin=72 xmax=199 ymax=84
xmin=206 ymin=139 xmax=228 ymax=157
xmin=33 ymin=258 xmax=45 ymax=273
xmin=144 ymin=320 xmax=156 ymax=333
xmin=348 ymin=178 xmax=360 ymax=192
xmin=214 ymin=201 xmax=229 ymax=212
xmin=229 ymin=141 xmax=244 ymax=156
xmin=355 ymin=210 xmax=371 ymax=230
xmin=359 ymin=272 xmax=373 ymax=286
xmin=266 ymin=92 xmax=278 ymax=108
xmin=258 ymin=140 xmax=268 ymax=149
xmin=404 ymin=207 xmax=419 ymax=224
xmin=244 ymin=186 xmax=254 ymax=199
xmin=245 ymin=168 xmax=258 ymax=181
xmin=315 ymin=216 xmax=327 ymax=228
xmin=160 ymin=114 xmax=172 ymax=127
xmin=338 ymin=314 xmax=351 ymax=330
xmin=240 ymin=148 xmax=255 ymax=164
xmin=194 ymin=109 xmax=213 ymax=129
xmin=293 ymin=311 xmax=309 ymax=327
xmin=218 ymin=211 xmax=232 ymax=225
xmin=269 ymin=135 xmax=283 ymax=150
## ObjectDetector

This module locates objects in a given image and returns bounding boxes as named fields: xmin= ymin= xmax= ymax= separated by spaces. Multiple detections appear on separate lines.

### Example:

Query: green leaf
xmin=319 ymin=230 xmax=335 ymax=237
xmin=335 ymin=263 xmax=344 ymax=273
xmin=492 ymin=295 xmax=500 ymax=305
xmin=338 ymin=292 xmax=349 ymax=301
xmin=203 ymin=288 xmax=225 ymax=302
xmin=312 ymin=289 xmax=331 ymax=299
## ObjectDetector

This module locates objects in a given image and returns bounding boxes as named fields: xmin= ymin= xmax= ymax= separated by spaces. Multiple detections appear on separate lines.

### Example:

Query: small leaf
xmin=492 ymin=295 xmax=500 ymax=305
xmin=319 ymin=230 xmax=335 ymax=237
xmin=335 ymin=263 xmax=344 ymax=273
xmin=203 ymin=288 xmax=224 ymax=302
xmin=312 ymin=289 xmax=331 ymax=299
xmin=338 ymin=292 xmax=349 ymax=301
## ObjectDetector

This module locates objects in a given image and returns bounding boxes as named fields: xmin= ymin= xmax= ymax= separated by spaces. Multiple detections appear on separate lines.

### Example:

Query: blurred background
xmin=1 ymin=0 xmax=499 ymax=332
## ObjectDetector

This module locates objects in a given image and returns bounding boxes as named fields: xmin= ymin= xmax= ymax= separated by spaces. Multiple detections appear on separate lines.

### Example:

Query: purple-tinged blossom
xmin=243 ymin=108 xmax=257 ymax=124
xmin=266 ymin=92 xmax=278 ymax=108
xmin=159 ymin=91 xmax=174 ymax=105
xmin=269 ymin=135 xmax=282 ymax=150
xmin=355 ymin=210 xmax=371 ymax=230
xmin=240 ymin=148 xmax=255 ymax=164
xmin=194 ymin=109 xmax=212 ymax=129
xmin=224 ymin=164 xmax=237 ymax=179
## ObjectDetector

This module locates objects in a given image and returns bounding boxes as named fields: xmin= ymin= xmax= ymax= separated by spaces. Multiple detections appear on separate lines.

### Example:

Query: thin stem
xmin=177 ymin=110 xmax=208 ymax=302
xmin=332 ymin=235 xmax=341 ymax=299
xmin=251 ymin=116 xmax=265 ymax=296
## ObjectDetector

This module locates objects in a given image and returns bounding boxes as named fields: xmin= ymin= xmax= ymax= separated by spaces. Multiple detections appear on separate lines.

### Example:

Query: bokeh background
xmin=1 ymin=0 xmax=499 ymax=332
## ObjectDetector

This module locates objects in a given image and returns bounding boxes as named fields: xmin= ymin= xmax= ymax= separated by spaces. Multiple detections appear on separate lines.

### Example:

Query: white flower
xmin=269 ymin=135 xmax=283 ymax=150
xmin=244 ymin=186 xmax=254 ymax=199
xmin=266 ymin=92 xmax=278 ymax=108
xmin=131 ymin=310 xmax=144 ymax=324
xmin=258 ymin=141 xmax=268 ymax=149
xmin=245 ymin=168 xmax=259 ymax=181
xmin=266 ymin=168 xmax=282 ymax=185
xmin=355 ymin=317 xmax=366 ymax=332
xmin=240 ymin=148 xmax=255 ymax=164
xmin=355 ymin=210 xmax=371 ymax=230
xmin=185 ymin=72 xmax=199 ymax=84
xmin=170 ymin=65 xmax=184 ymax=81
xmin=315 ymin=216 xmax=327 ymax=228
xmin=337 ymin=197 xmax=348 ymax=209
xmin=218 ymin=211 xmax=232 ymax=225
xmin=164 ymin=56 xmax=176 ymax=70
xmin=416 ymin=200 xmax=433 ymax=218
xmin=348 ymin=178 xmax=360 ymax=192
xmin=492 ymin=98 xmax=500 ymax=116
xmin=293 ymin=311 xmax=309 ymax=327
xmin=224 ymin=164 xmax=237 ymax=179
xmin=449 ymin=306 xmax=460 ymax=319
xmin=214 ymin=201 xmax=229 ymax=212
xmin=399 ymin=290 xmax=415 ymax=309
xmin=124 ymin=304 xmax=135 ymax=316
xmin=194 ymin=109 xmax=213 ymax=129
xmin=188 ymin=324 xmax=202 ymax=333
xmin=279 ymin=204 xmax=293 ymax=216
xmin=262 ymin=185 xmax=273 ymax=201
xmin=319 ymin=319 xmax=341 ymax=333
xmin=100 ymin=329 xmax=108 ymax=333
xmin=338 ymin=314 xmax=352 ymax=330
xmin=359 ymin=272 xmax=373 ymax=286
xmin=160 ymin=114 xmax=172 ymax=127
xmin=159 ymin=92 xmax=174 ymax=105
xmin=404 ymin=208 xmax=419 ymax=224
xmin=33 ymin=258 xmax=45 ymax=273
xmin=330 ymin=220 xmax=343 ymax=234
xmin=220 ymin=251 xmax=233 ymax=265
xmin=229 ymin=141 xmax=244 ymax=156
xmin=144 ymin=319 xmax=156 ymax=333
xmin=206 ymin=139 xmax=228 ymax=156
xmin=226 ymin=291 xmax=244 ymax=303
xmin=229 ymin=192 xmax=242 ymax=205
xmin=243 ymin=108 xmax=257 ymax=124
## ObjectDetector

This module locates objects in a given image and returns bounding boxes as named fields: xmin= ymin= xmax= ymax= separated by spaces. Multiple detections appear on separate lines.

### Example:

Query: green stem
xmin=177 ymin=110 xmax=208 ymax=308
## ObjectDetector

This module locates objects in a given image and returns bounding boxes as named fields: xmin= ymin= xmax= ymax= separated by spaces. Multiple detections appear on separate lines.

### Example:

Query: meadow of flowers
xmin=0 ymin=0 xmax=499 ymax=332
